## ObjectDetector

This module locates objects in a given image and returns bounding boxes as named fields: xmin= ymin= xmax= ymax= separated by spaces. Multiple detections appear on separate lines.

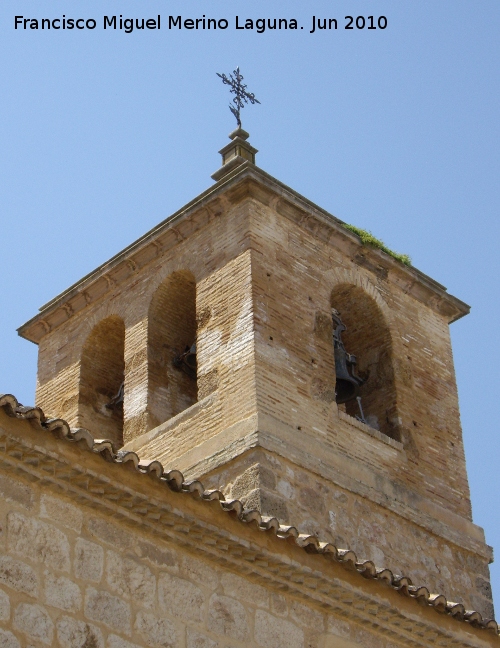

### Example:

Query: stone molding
xmin=0 ymin=394 xmax=497 ymax=646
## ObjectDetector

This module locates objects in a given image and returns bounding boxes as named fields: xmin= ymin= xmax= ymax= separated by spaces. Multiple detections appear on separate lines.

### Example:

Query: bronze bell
xmin=332 ymin=309 xmax=365 ymax=404
xmin=173 ymin=342 xmax=197 ymax=378
xmin=105 ymin=381 xmax=124 ymax=410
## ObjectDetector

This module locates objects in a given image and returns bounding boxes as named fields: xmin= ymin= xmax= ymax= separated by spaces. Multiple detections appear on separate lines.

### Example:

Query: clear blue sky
xmin=1 ymin=0 xmax=499 ymax=611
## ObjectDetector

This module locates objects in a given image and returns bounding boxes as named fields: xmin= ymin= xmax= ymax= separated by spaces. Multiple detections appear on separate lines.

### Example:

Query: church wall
xmin=0 ymin=467 xmax=423 ymax=648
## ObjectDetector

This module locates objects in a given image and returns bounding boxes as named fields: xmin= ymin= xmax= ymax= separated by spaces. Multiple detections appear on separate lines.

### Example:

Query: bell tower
xmin=19 ymin=128 xmax=494 ymax=620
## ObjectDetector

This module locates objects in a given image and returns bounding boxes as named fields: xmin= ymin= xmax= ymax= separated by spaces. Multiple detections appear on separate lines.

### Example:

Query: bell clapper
xmin=355 ymin=396 xmax=367 ymax=425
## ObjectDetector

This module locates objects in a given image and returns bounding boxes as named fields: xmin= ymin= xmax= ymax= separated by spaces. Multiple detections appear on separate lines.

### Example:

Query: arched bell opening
xmin=330 ymin=285 xmax=399 ymax=441
xmin=78 ymin=315 xmax=125 ymax=447
xmin=147 ymin=270 xmax=197 ymax=430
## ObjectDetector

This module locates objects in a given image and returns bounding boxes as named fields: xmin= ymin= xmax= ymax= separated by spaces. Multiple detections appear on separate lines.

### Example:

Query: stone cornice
xmin=18 ymin=163 xmax=469 ymax=344
xmin=0 ymin=395 xmax=497 ymax=646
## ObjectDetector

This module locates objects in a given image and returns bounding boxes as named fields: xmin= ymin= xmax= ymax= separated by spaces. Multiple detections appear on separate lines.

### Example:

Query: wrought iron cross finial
xmin=216 ymin=67 xmax=260 ymax=128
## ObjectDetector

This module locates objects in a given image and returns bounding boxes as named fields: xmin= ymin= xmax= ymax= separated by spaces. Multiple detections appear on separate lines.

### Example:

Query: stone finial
xmin=211 ymin=128 xmax=258 ymax=181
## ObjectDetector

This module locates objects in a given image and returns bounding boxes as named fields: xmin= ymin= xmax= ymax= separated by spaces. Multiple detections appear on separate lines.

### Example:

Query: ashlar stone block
xmin=7 ymin=512 xmax=70 ymax=572
xmin=0 ymin=628 xmax=20 ymax=648
xmin=40 ymin=494 xmax=83 ymax=532
xmin=0 ymin=556 xmax=38 ymax=597
xmin=220 ymin=572 xmax=269 ymax=608
xmin=270 ymin=593 xmax=288 ymax=617
xmin=207 ymin=594 xmax=249 ymax=642
xmin=57 ymin=616 xmax=104 ymax=648
xmin=290 ymin=599 xmax=325 ymax=630
xmin=158 ymin=572 xmax=204 ymax=623
xmin=179 ymin=555 xmax=218 ymax=592
xmin=13 ymin=603 xmax=54 ymax=645
xmin=254 ymin=610 xmax=304 ymax=648
xmin=74 ymin=538 xmax=104 ymax=583
xmin=137 ymin=540 xmax=178 ymax=570
xmin=134 ymin=611 xmax=177 ymax=648
xmin=87 ymin=517 xmax=134 ymax=552
xmin=84 ymin=587 xmax=131 ymax=635
xmin=0 ymin=475 xmax=34 ymax=511
xmin=106 ymin=550 xmax=155 ymax=608
xmin=44 ymin=572 xmax=82 ymax=611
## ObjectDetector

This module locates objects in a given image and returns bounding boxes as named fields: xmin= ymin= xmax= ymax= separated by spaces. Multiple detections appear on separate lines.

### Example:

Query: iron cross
xmin=216 ymin=67 xmax=260 ymax=128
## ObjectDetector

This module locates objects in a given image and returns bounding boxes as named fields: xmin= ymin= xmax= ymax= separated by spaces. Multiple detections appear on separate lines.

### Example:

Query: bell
xmin=332 ymin=310 xmax=364 ymax=404
xmin=173 ymin=342 xmax=197 ymax=378
xmin=183 ymin=343 xmax=197 ymax=370
xmin=105 ymin=381 xmax=124 ymax=410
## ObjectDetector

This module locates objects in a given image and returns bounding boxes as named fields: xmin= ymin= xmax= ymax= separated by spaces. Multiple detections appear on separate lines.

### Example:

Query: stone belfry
xmin=19 ymin=123 xmax=494 ymax=620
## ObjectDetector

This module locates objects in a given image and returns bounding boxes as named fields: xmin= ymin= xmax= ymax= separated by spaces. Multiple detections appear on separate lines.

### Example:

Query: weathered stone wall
xmin=33 ymin=190 xmax=472 ymax=520
xmin=0 ymin=468 xmax=426 ymax=648
xmin=248 ymin=200 xmax=471 ymax=521
xmin=202 ymin=447 xmax=494 ymax=619
xmin=35 ymin=202 xmax=257 ymax=445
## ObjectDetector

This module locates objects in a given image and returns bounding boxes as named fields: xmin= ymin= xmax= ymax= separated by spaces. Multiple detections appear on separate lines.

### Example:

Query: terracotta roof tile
xmin=0 ymin=393 xmax=497 ymax=636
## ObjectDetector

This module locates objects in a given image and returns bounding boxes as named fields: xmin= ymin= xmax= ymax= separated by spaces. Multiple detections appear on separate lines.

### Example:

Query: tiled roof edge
xmin=0 ymin=393 xmax=497 ymax=636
